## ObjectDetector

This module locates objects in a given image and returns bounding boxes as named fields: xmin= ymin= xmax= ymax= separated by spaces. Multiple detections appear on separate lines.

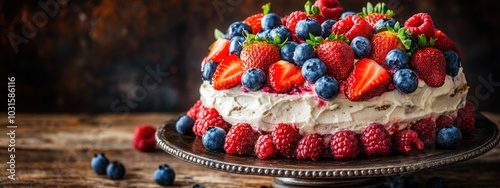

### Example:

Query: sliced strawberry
xmin=344 ymin=58 xmax=390 ymax=101
xmin=212 ymin=54 xmax=244 ymax=90
xmin=202 ymin=38 xmax=230 ymax=64
xmin=269 ymin=60 xmax=306 ymax=93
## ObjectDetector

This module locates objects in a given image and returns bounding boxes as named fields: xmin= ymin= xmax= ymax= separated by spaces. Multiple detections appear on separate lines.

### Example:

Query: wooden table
xmin=1 ymin=113 xmax=499 ymax=188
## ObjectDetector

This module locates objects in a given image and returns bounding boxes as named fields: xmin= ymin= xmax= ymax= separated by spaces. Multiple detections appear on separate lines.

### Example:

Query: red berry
xmin=332 ymin=15 xmax=374 ymax=42
xmin=410 ymin=47 xmax=446 ymax=87
xmin=433 ymin=29 xmax=461 ymax=57
xmin=404 ymin=13 xmax=435 ymax=39
xmin=465 ymin=101 xmax=475 ymax=112
xmin=268 ymin=60 xmax=306 ymax=93
xmin=313 ymin=0 xmax=344 ymax=20
xmin=255 ymin=134 xmax=278 ymax=160
xmin=283 ymin=11 xmax=309 ymax=35
xmin=272 ymin=123 xmax=302 ymax=158
xmin=359 ymin=2 xmax=394 ymax=27
xmin=133 ymin=125 xmax=157 ymax=152
xmin=295 ymin=134 xmax=324 ymax=161
xmin=393 ymin=129 xmax=424 ymax=155
xmin=212 ymin=54 xmax=245 ymax=90
xmin=436 ymin=115 xmax=453 ymax=129
xmin=316 ymin=40 xmax=354 ymax=81
xmin=360 ymin=123 xmax=392 ymax=156
xmin=193 ymin=107 xmax=231 ymax=137
xmin=244 ymin=13 xmax=264 ymax=34
xmin=202 ymin=38 xmax=230 ymax=64
xmin=410 ymin=119 xmax=436 ymax=144
xmin=187 ymin=100 xmax=202 ymax=120
xmin=455 ymin=108 xmax=475 ymax=134
xmin=369 ymin=30 xmax=405 ymax=68
xmin=344 ymin=58 xmax=391 ymax=101
xmin=240 ymin=42 xmax=281 ymax=72
xmin=329 ymin=130 xmax=360 ymax=160
xmin=224 ymin=123 xmax=257 ymax=155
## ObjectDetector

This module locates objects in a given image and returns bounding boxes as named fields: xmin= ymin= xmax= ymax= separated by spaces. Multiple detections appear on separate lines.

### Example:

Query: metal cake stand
xmin=156 ymin=114 xmax=500 ymax=187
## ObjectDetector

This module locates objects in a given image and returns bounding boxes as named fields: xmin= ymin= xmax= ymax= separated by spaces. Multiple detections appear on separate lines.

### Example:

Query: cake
xmin=176 ymin=0 xmax=475 ymax=160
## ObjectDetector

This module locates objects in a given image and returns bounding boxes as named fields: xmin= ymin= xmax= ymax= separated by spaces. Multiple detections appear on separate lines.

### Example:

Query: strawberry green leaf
xmin=304 ymin=1 xmax=311 ymax=15
xmin=214 ymin=29 xmax=225 ymax=39
xmin=306 ymin=39 xmax=316 ymax=47
xmin=262 ymin=3 xmax=271 ymax=15
xmin=367 ymin=2 xmax=374 ymax=14
xmin=418 ymin=34 xmax=427 ymax=47
xmin=273 ymin=34 xmax=281 ymax=44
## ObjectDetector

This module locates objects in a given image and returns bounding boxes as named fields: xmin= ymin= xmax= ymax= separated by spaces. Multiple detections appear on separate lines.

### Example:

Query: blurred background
xmin=1 ymin=0 xmax=499 ymax=113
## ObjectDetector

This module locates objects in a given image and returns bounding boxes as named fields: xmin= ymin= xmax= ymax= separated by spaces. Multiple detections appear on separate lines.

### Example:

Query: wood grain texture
xmin=0 ymin=113 xmax=499 ymax=188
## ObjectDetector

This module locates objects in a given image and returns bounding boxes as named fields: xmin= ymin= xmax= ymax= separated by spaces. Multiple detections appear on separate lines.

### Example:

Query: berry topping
xmin=332 ymin=15 xmax=374 ymax=42
xmin=385 ymin=49 xmax=410 ymax=70
xmin=240 ymin=41 xmax=281 ymax=71
xmin=393 ymin=129 xmax=424 ymax=155
xmin=262 ymin=13 xmax=282 ymax=30
xmin=455 ymin=108 xmax=475 ymax=134
xmin=434 ymin=29 xmax=461 ymax=57
xmin=360 ymin=123 xmax=392 ymax=156
xmin=316 ymin=37 xmax=354 ymax=80
xmin=345 ymin=58 xmax=390 ymax=101
xmin=241 ymin=68 xmax=267 ymax=91
xmin=314 ymin=75 xmax=340 ymax=100
xmin=176 ymin=115 xmax=195 ymax=135
xmin=369 ymin=23 xmax=410 ymax=67
xmin=202 ymin=126 xmax=227 ymax=152
xmin=202 ymin=61 xmax=219 ymax=83
xmin=443 ymin=50 xmax=460 ymax=77
xmin=133 ymin=125 xmax=156 ymax=152
xmin=329 ymin=130 xmax=360 ymax=160
xmin=193 ymin=107 xmax=231 ymax=137
xmin=436 ymin=115 xmax=454 ymax=129
xmin=321 ymin=19 xmax=337 ymax=38
xmin=268 ymin=60 xmax=306 ymax=93
xmin=295 ymin=134 xmax=324 ymax=161
xmin=91 ymin=153 xmax=109 ymax=175
xmin=255 ymin=134 xmax=278 ymax=160
xmin=293 ymin=43 xmax=316 ymax=66
xmin=404 ymin=13 xmax=435 ymax=39
xmin=296 ymin=18 xmax=322 ymax=41
xmin=224 ymin=123 xmax=257 ymax=155
xmin=410 ymin=118 xmax=436 ymax=144
xmin=243 ymin=3 xmax=270 ymax=34
xmin=393 ymin=68 xmax=418 ymax=94
xmin=374 ymin=18 xmax=397 ymax=32
xmin=272 ymin=123 xmax=302 ymax=158
xmin=154 ymin=164 xmax=175 ymax=186
xmin=358 ymin=2 xmax=395 ymax=27
xmin=186 ymin=100 xmax=203 ymax=120
xmin=229 ymin=36 xmax=246 ymax=56
xmin=202 ymin=38 xmax=230 ymax=63
xmin=283 ymin=11 xmax=310 ymax=36
xmin=313 ymin=0 xmax=344 ymax=20
xmin=437 ymin=126 xmax=462 ymax=149
xmin=211 ymin=54 xmax=244 ymax=90
xmin=302 ymin=58 xmax=328 ymax=83
xmin=280 ymin=41 xmax=298 ymax=63
xmin=270 ymin=25 xmax=292 ymax=42
xmin=410 ymin=45 xmax=446 ymax=87
xmin=106 ymin=161 xmax=126 ymax=180
xmin=227 ymin=21 xmax=252 ymax=38
xmin=350 ymin=36 xmax=372 ymax=59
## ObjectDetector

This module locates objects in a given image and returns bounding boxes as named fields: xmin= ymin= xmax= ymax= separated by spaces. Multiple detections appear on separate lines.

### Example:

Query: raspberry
xmin=436 ymin=115 xmax=453 ymax=129
xmin=410 ymin=119 xmax=436 ymax=144
xmin=332 ymin=15 xmax=374 ymax=42
xmin=393 ymin=129 xmax=424 ymax=155
xmin=404 ymin=13 xmax=435 ymax=39
xmin=360 ymin=123 xmax=392 ymax=156
xmin=465 ymin=101 xmax=475 ymax=112
xmin=255 ymin=134 xmax=277 ymax=160
xmin=455 ymin=108 xmax=475 ymax=134
xmin=193 ymin=107 xmax=231 ymax=137
xmin=224 ymin=123 xmax=257 ymax=155
xmin=295 ymin=134 xmax=324 ymax=161
xmin=313 ymin=0 xmax=344 ymax=20
xmin=329 ymin=130 xmax=360 ymax=160
xmin=133 ymin=125 xmax=157 ymax=152
xmin=272 ymin=123 xmax=302 ymax=158
xmin=187 ymin=100 xmax=202 ymax=120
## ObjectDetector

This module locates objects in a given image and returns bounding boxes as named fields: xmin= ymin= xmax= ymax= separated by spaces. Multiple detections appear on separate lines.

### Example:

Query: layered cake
xmin=175 ymin=0 xmax=475 ymax=160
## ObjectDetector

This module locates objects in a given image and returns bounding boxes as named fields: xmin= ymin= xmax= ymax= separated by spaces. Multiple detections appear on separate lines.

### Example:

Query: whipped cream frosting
xmin=200 ymin=68 xmax=468 ymax=135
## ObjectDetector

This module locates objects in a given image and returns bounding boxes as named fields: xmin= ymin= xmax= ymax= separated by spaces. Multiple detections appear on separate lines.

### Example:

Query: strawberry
xmin=313 ymin=0 xmax=344 ymax=20
xmin=410 ymin=46 xmax=446 ymax=87
xmin=212 ymin=54 xmax=244 ymax=90
xmin=369 ymin=23 xmax=411 ymax=67
xmin=202 ymin=38 xmax=230 ymax=64
xmin=316 ymin=37 xmax=354 ymax=80
xmin=332 ymin=15 xmax=374 ymax=42
xmin=404 ymin=13 xmax=435 ymax=39
xmin=243 ymin=3 xmax=271 ymax=34
xmin=240 ymin=42 xmax=281 ymax=72
xmin=268 ymin=60 xmax=306 ymax=93
xmin=434 ymin=29 xmax=461 ymax=57
xmin=344 ymin=58 xmax=390 ymax=101
xmin=358 ymin=2 xmax=395 ymax=27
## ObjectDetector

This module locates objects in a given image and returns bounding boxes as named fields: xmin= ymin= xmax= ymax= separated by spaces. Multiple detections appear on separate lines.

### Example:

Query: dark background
xmin=1 ymin=0 xmax=499 ymax=113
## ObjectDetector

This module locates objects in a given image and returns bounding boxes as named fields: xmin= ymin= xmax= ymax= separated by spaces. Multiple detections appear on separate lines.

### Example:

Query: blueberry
xmin=202 ymin=126 xmax=227 ymax=152
xmin=261 ymin=13 xmax=282 ymax=30
xmin=393 ymin=69 xmax=418 ymax=94
xmin=176 ymin=115 xmax=195 ymax=135
xmin=280 ymin=41 xmax=298 ymax=63
xmin=437 ymin=126 xmax=462 ymax=149
xmin=293 ymin=43 xmax=315 ymax=66
xmin=256 ymin=29 xmax=271 ymax=40
xmin=387 ymin=176 xmax=407 ymax=188
xmin=374 ymin=18 xmax=398 ymax=32
xmin=295 ymin=18 xmax=321 ymax=41
xmin=321 ymin=19 xmax=337 ymax=38
xmin=269 ymin=25 xmax=292 ymax=43
xmin=385 ymin=49 xmax=410 ymax=70
xmin=314 ymin=75 xmax=340 ymax=100
xmin=408 ymin=36 xmax=418 ymax=50
xmin=350 ymin=36 xmax=372 ymax=59
xmin=443 ymin=50 xmax=460 ymax=77
xmin=227 ymin=21 xmax=252 ymax=38
xmin=192 ymin=185 xmax=205 ymax=188
xmin=302 ymin=58 xmax=327 ymax=83
xmin=426 ymin=177 xmax=448 ymax=188
xmin=154 ymin=164 xmax=175 ymax=186
xmin=241 ymin=68 xmax=267 ymax=91
xmin=106 ymin=161 xmax=125 ymax=180
xmin=340 ymin=11 xmax=357 ymax=19
xmin=202 ymin=61 xmax=219 ymax=83
xmin=91 ymin=153 xmax=109 ymax=175
xmin=230 ymin=36 xmax=246 ymax=56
